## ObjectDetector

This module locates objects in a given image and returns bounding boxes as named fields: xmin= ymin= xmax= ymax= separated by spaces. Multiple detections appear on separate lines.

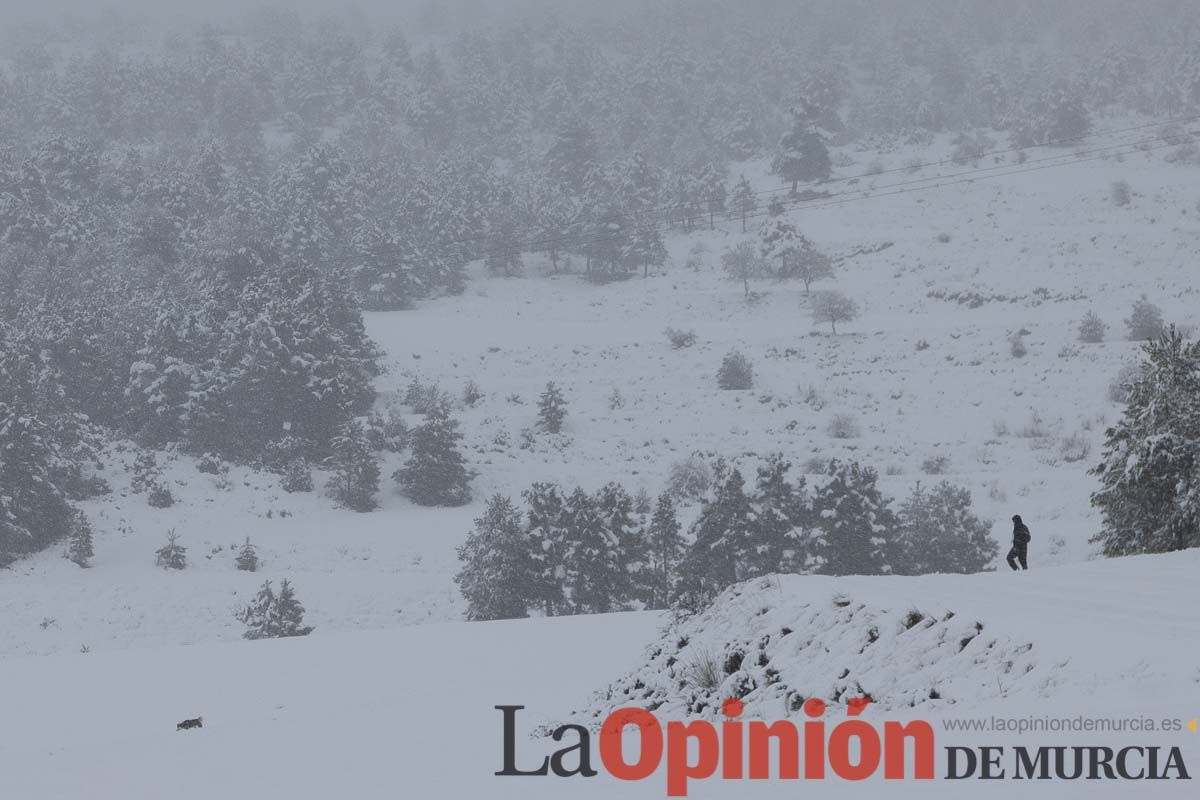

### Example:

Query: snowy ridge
xmin=571 ymin=551 xmax=1200 ymax=726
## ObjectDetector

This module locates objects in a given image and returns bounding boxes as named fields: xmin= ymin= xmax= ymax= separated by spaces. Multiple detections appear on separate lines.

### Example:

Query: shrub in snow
xmin=1111 ymin=180 xmax=1132 ymax=207
xmin=685 ymin=649 xmax=722 ymax=690
xmin=1009 ymin=332 xmax=1028 ymax=358
xmin=155 ymin=530 xmax=187 ymax=570
xmin=1077 ymin=311 xmax=1107 ymax=343
xmin=664 ymin=327 xmax=698 ymax=349
xmin=147 ymin=482 xmax=175 ymax=508
xmin=325 ymin=420 xmax=380 ymax=513
xmin=404 ymin=377 xmax=449 ymax=415
xmin=608 ymin=387 xmax=625 ymax=410
xmin=462 ymin=380 xmax=483 ymax=408
xmin=1107 ymin=363 xmax=1143 ymax=404
xmin=667 ymin=456 xmax=714 ymax=500
xmin=235 ymin=538 xmax=258 ymax=572
xmin=197 ymin=453 xmax=223 ymax=474
xmin=1092 ymin=329 xmax=1200 ymax=555
xmin=67 ymin=511 xmax=95 ymax=568
xmin=395 ymin=406 xmax=472 ymax=507
xmin=366 ymin=407 xmax=408 ymax=453
xmin=1125 ymin=295 xmax=1165 ymax=341
xmin=921 ymin=455 xmax=950 ymax=475
xmin=130 ymin=452 xmax=160 ymax=494
xmin=536 ymin=382 xmax=567 ymax=433
xmin=717 ymin=351 xmax=753 ymax=390
xmin=1058 ymin=431 xmax=1091 ymax=463
xmin=280 ymin=459 xmax=313 ymax=493
xmin=810 ymin=290 xmax=859 ymax=334
xmin=262 ymin=435 xmax=310 ymax=471
xmin=828 ymin=414 xmax=860 ymax=439
xmin=237 ymin=579 xmax=314 ymax=640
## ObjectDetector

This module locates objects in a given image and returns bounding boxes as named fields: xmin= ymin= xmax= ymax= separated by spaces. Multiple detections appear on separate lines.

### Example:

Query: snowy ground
xmin=2 ymin=554 xmax=1197 ymax=798
xmin=2 ymin=131 xmax=1198 ymax=795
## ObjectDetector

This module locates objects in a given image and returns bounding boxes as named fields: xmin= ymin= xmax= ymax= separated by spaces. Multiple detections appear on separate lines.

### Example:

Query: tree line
xmin=455 ymin=456 xmax=997 ymax=621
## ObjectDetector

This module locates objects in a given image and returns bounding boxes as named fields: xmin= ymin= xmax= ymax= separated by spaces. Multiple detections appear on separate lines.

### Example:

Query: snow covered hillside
xmin=2 ymin=554 xmax=1197 ymax=799
xmin=2 ymin=131 xmax=1199 ymax=658
xmin=571 ymin=549 xmax=1200 ymax=726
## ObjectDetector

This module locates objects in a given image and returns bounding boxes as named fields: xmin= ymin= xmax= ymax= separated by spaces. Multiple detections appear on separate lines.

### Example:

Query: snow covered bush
xmin=67 ymin=511 xmax=95 ymax=568
xmin=147 ymin=482 xmax=175 ymax=508
xmin=366 ymin=407 xmax=408 ymax=453
xmin=235 ymin=538 xmax=258 ymax=572
xmin=1111 ymin=180 xmax=1132 ymax=207
xmin=1077 ymin=311 xmax=1107 ymax=343
xmin=667 ymin=455 xmax=714 ymax=500
xmin=536 ymin=382 xmax=567 ymax=433
xmin=1107 ymin=363 xmax=1144 ymax=404
xmin=921 ymin=455 xmax=950 ymax=475
xmin=664 ymin=327 xmax=698 ymax=349
xmin=461 ymin=380 xmax=483 ymax=408
xmin=828 ymin=414 xmax=861 ymax=439
xmin=1125 ymin=295 xmax=1165 ymax=341
xmin=1058 ymin=431 xmax=1092 ymax=463
xmin=281 ymin=459 xmax=313 ymax=493
xmin=717 ymin=351 xmax=753 ymax=390
xmin=237 ymin=579 xmax=314 ymax=640
xmin=155 ymin=530 xmax=187 ymax=570
xmin=1009 ymin=332 xmax=1028 ymax=358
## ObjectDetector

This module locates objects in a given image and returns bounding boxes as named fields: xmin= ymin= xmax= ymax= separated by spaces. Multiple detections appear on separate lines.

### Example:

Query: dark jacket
xmin=1012 ymin=516 xmax=1031 ymax=546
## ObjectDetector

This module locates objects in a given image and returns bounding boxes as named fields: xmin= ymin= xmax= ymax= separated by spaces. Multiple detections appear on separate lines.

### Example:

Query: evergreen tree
xmin=771 ymin=117 xmax=831 ymax=195
xmin=235 ymin=537 xmax=258 ymax=572
xmin=644 ymin=492 xmax=683 ymax=609
xmin=0 ymin=403 xmax=74 ymax=556
xmin=326 ymin=419 xmax=380 ymax=512
xmin=456 ymin=495 xmax=539 ymax=621
xmin=559 ymin=487 xmax=626 ymax=614
xmin=155 ymin=529 xmax=187 ymax=570
xmin=896 ymin=482 xmax=996 ymax=574
xmin=238 ymin=579 xmax=314 ymax=640
xmin=67 ymin=509 xmax=95 ymax=568
xmin=1125 ymin=294 xmax=1165 ymax=341
xmin=537 ymin=381 xmax=567 ymax=433
xmin=594 ymin=481 xmax=644 ymax=604
xmin=395 ymin=406 xmax=472 ymax=506
xmin=678 ymin=466 xmax=756 ymax=600
xmin=751 ymin=454 xmax=812 ymax=576
xmin=812 ymin=461 xmax=898 ymax=576
xmin=522 ymin=482 xmax=568 ymax=615
xmin=1091 ymin=329 xmax=1200 ymax=555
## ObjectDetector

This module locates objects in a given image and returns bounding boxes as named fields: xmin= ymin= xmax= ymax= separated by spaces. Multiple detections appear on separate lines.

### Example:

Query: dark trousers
xmin=1007 ymin=544 xmax=1028 ymax=570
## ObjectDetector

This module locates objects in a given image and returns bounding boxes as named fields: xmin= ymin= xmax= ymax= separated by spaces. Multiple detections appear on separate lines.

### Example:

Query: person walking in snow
xmin=1007 ymin=514 xmax=1031 ymax=570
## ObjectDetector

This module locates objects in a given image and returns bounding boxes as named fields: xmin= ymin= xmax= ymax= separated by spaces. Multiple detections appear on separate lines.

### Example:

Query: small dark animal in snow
xmin=176 ymin=716 xmax=203 ymax=731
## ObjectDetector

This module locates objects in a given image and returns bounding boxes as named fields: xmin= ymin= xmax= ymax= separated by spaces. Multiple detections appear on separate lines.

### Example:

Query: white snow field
xmin=2 ymin=132 xmax=1200 ymax=796
xmin=2 ymin=553 xmax=1198 ymax=799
